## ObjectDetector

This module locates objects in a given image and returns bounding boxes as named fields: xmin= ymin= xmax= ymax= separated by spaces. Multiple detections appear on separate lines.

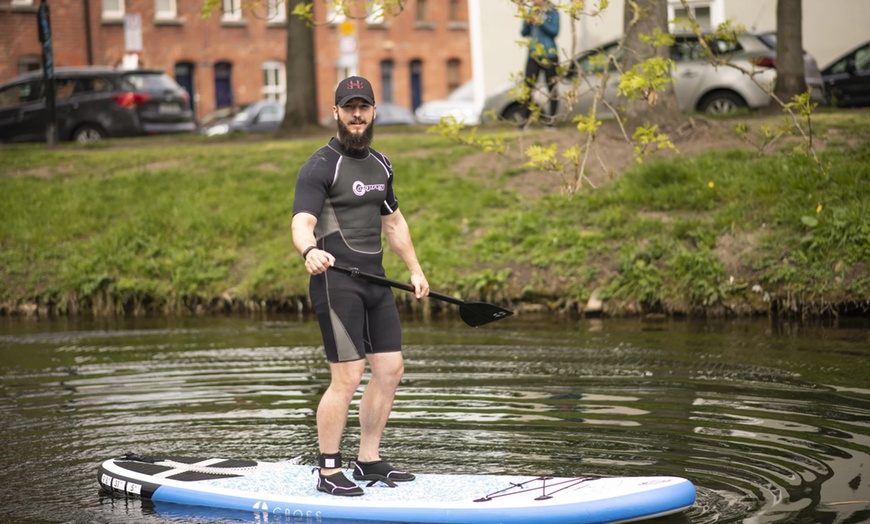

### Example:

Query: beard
xmin=337 ymin=116 xmax=374 ymax=153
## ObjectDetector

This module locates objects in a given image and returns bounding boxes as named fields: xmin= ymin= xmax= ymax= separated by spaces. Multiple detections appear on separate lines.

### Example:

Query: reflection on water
xmin=1 ymin=315 xmax=869 ymax=523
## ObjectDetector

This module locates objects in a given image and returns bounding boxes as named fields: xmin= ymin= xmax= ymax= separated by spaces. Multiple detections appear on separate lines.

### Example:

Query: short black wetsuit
xmin=292 ymin=137 xmax=402 ymax=363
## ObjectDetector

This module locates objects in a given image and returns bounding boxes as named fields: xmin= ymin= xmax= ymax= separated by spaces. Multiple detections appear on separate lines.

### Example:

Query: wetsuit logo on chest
xmin=352 ymin=180 xmax=386 ymax=197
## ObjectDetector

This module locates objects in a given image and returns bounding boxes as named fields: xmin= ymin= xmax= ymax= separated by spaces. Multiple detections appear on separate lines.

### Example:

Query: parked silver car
xmin=199 ymin=100 xmax=285 ymax=136
xmin=481 ymin=32 xmax=825 ymax=123
xmin=415 ymin=81 xmax=480 ymax=125
xmin=374 ymin=101 xmax=417 ymax=125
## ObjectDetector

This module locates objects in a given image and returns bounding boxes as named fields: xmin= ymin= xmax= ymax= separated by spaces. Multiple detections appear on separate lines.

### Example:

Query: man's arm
xmin=382 ymin=210 xmax=429 ymax=298
xmin=291 ymin=212 xmax=334 ymax=275
xmin=541 ymin=9 xmax=559 ymax=38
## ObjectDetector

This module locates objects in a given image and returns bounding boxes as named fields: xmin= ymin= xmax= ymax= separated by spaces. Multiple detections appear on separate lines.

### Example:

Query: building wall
xmin=89 ymin=0 xmax=288 ymax=119
xmin=312 ymin=0 xmax=472 ymax=122
xmin=1 ymin=1 xmax=98 ymax=78
xmin=1 ymin=0 xmax=472 ymax=123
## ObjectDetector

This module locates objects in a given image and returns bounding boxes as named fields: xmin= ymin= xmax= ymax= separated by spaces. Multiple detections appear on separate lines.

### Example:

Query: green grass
xmin=453 ymin=112 xmax=870 ymax=314
xmin=2 ymin=111 xmax=870 ymax=317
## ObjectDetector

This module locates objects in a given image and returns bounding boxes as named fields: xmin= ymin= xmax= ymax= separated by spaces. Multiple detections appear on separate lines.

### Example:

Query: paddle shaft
xmin=331 ymin=265 xmax=465 ymax=306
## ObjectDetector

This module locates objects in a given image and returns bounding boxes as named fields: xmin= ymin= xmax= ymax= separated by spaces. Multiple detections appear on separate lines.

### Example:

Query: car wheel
xmin=501 ymin=103 xmax=528 ymax=125
xmin=697 ymin=91 xmax=747 ymax=114
xmin=72 ymin=124 xmax=106 ymax=144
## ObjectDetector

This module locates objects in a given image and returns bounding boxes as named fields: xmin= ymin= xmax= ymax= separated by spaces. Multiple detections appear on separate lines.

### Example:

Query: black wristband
xmin=302 ymin=245 xmax=317 ymax=260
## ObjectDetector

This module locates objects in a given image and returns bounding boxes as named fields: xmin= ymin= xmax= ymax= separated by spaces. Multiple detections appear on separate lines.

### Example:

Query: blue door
xmin=175 ymin=61 xmax=195 ymax=113
xmin=214 ymin=61 xmax=233 ymax=108
xmin=410 ymin=59 xmax=422 ymax=111
xmin=380 ymin=59 xmax=394 ymax=103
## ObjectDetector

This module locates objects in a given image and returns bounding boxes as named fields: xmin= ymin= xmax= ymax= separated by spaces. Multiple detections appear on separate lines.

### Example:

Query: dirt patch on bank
xmin=451 ymin=116 xmax=750 ymax=196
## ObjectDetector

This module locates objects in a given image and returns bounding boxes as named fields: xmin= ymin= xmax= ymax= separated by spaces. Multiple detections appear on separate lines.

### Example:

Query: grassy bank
xmin=1 ymin=111 xmax=869 ymax=318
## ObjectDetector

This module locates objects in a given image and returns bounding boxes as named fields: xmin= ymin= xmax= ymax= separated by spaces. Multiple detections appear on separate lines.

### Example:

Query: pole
xmin=37 ymin=0 xmax=58 ymax=147
xmin=83 ymin=0 xmax=94 ymax=65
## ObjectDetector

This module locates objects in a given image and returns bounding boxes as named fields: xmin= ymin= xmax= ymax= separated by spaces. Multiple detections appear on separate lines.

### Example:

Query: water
xmin=1 ymin=315 xmax=869 ymax=524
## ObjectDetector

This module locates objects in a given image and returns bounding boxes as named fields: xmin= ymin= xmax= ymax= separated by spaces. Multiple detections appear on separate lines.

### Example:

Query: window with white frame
xmin=366 ymin=4 xmax=385 ymax=25
xmin=266 ymin=0 xmax=285 ymax=23
xmin=102 ymin=0 xmax=125 ymax=19
xmin=447 ymin=59 xmax=461 ymax=92
xmin=262 ymin=60 xmax=286 ymax=104
xmin=380 ymin=60 xmax=395 ymax=102
xmin=222 ymin=0 xmax=242 ymax=21
xmin=17 ymin=56 xmax=41 ymax=75
xmin=416 ymin=0 xmax=428 ymax=23
xmin=328 ymin=1 xmax=346 ymax=24
xmin=155 ymin=0 xmax=176 ymax=19
xmin=668 ymin=0 xmax=721 ymax=32
xmin=449 ymin=0 xmax=462 ymax=22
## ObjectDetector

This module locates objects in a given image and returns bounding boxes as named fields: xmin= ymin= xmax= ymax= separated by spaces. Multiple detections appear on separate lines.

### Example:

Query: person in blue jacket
xmin=520 ymin=0 xmax=560 ymax=125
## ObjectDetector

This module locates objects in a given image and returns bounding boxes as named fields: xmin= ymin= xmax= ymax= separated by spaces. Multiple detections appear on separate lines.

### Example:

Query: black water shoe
xmin=353 ymin=460 xmax=416 ymax=482
xmin=316 ymin=471 xmax=364 ymax=496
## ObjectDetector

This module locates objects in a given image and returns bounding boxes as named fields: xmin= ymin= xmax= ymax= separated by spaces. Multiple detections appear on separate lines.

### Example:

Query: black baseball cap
xmin=335 ymin=76 xmax=376 ymax=107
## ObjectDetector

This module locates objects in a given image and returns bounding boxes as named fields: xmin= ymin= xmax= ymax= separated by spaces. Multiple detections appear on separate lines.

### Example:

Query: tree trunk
xmin=621 ymin=0 xmax=684 ymax=132
xmin=280 ymin=0 xmax=320 ymax=134
xmin=772 ymin=0 xmax=807 ymax=104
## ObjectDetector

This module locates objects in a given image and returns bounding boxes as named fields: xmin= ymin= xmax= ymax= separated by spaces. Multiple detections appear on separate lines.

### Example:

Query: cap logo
xmin=336 ymin=77 xmax=374 ymax=106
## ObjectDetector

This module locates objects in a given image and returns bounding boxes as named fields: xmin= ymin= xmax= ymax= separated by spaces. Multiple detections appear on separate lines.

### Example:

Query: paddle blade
xmin=459 ymin=301 xmax=514 ymax=327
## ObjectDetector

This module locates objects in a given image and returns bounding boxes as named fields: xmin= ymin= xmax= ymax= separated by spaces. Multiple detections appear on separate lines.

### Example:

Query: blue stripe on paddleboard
xmin=151 ymin=479 xmax=696 ymax=524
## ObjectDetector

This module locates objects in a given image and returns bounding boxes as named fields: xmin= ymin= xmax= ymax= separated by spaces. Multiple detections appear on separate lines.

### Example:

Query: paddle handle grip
xmin=331 ymin=266 xmax=465 ymax=306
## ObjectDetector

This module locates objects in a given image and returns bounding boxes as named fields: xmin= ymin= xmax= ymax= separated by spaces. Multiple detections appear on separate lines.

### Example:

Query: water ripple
xmin=1 ymin=317 xmax=869 ymax=523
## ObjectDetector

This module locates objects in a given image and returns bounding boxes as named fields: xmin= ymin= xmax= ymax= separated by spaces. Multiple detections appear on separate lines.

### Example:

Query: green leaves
xmin=429 ymin=118 xmax=505 ymax=153
xmin=617 ymin=56 xmax=676 ymax=101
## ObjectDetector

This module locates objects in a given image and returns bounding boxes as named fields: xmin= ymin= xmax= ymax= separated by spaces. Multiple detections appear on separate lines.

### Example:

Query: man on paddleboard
xmin=291 ymin=76 xmax=429 ymax=496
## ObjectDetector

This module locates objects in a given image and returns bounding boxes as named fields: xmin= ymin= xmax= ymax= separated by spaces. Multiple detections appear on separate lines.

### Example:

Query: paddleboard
xmin=98 ymin=453 xmax=695 ymax=524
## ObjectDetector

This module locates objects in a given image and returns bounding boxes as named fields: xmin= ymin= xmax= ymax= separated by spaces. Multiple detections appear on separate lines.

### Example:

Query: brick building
xmin=313 ymin=0 xmax=471 ymax=122
xmin=0 ymin=0 xmax=472 ymax=122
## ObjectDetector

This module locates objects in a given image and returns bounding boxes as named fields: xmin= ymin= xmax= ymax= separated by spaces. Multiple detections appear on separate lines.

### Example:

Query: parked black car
xmin=0 ymin=66 xmax=196 ymax=143
xmin=822 ymin=40 xmax=870 ymax=108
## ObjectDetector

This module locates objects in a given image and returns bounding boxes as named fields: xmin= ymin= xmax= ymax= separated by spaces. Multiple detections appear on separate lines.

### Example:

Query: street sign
xmin=338 ymin=20 xmax=355 ymax=36
xmin=337 ymin=20 xmax=358 ymax=70
xmin=124 ymin=13 xmax=142 ymax=52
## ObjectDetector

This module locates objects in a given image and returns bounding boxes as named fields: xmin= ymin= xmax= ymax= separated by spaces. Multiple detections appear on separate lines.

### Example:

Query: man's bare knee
xmin=368 ymin=352 xmax=404 ymax=387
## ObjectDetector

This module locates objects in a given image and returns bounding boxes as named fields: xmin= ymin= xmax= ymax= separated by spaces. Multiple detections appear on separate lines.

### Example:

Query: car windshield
xmin=231 ymin=104 xmax=256 ymax=122
xmin=855 ymin=44 xmax=870 ymax=70
xmin=754 ymin=32 xmax=808 ymax=56
xmin=201 ymin=106 xmax=238 ymax=126
xmin=377 ymin=104 xmax=394 ymax=117
xmin=571 ymin=42 xmax=622 ymax=75
xmin=825 ymin=42 xmax=870 ymax=74
xmin=757 ymin=33 xmax=776 ymax=50
xmin=448 ymin=82 xmax=474 ymax=101
xmin=0 ymin=81 xmax=41 ymax=108
xmin=123 ymin=73 xmax=181 ymax=93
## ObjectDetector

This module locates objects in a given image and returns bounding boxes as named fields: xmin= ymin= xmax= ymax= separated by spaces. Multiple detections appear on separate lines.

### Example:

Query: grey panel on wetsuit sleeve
xmin=292 ymin=147 xmax=336 ymax=219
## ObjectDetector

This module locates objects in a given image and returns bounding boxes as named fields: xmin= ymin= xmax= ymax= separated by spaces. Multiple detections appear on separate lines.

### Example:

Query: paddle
xmin=330 ymin=265 xmax=513 ymax=327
